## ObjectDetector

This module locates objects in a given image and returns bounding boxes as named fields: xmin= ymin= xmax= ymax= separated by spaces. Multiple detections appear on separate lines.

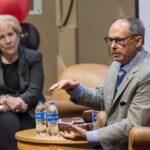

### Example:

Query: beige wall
xmin=24 ymin=0 xmax=135 ymax=95
xmin=25 ymin=0 xmax=58 ymax=95
xmin=77 ymin=0 xmax=135 ymax=64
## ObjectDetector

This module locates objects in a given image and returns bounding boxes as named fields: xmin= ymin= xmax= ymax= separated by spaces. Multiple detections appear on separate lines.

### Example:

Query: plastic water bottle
xmin=92 ymin=111 xmax=98 ymax=130
xmin=47 ymin=101 xmax=59 ymax=136
xmin=35 ymin=100 xmax=47 ymax=136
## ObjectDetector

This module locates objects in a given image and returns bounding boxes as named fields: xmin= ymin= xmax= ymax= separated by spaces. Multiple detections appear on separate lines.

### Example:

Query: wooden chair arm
xmin=97 ymin=111 xmax=106 ymax=128
xmin=128 ymin=126 xmax=150 ymax=150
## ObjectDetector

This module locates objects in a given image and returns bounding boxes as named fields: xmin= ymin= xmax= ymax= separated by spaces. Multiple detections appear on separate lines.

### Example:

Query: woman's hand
xmin=5 ymin=95 xmax=28 ymax=112
xmin=60 ymin=124 xmax=87 ymax=141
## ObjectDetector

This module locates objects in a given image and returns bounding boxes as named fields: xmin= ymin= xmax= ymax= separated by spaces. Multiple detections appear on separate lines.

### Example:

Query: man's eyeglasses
xmin=104 ymin=34 xmax=138 ymax=46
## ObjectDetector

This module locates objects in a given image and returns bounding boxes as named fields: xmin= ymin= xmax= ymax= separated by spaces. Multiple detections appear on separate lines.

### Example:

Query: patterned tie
xmin=116 ymin=68 xmax=126 ymax=90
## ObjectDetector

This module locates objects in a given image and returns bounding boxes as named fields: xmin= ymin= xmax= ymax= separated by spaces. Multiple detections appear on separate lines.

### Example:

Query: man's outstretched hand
xmin=48 ymin=79 xmax=80 ymax=92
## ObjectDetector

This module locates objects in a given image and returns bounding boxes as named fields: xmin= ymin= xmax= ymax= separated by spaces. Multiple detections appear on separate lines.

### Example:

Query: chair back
xmin=50 ymin=63 xmax=109 ymax=100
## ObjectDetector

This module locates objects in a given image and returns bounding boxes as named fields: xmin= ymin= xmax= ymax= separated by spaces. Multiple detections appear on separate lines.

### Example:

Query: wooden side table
xmin=15 ymin=129 xmax=93 ymax=150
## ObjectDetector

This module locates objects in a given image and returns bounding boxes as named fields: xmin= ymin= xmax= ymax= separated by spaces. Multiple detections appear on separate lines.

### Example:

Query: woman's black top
xmin=1 ymin=59 xmax=20 ymax=91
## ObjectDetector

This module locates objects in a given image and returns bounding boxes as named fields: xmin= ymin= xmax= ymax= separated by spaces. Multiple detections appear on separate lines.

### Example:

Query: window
xmin=29 ymin=0 xmax=42 ymax=15
xmin=137 ymin=0 xmax=150 ymax=51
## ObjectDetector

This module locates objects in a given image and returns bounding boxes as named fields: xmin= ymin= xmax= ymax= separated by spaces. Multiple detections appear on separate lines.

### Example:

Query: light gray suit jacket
xmin=74 ymin=49 xmax=150 ymax=150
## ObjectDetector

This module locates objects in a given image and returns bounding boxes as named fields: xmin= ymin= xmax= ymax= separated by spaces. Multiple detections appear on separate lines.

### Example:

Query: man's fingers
xmin=60 ymin=131 xmax=75 ymax=140
xmin=48 ymin=82 xmax=60 ymax=91
xmin=69 ymin=124 xmax=87 ymax=140
xmin=48 ymin=79 xmax=69 ymax=92
xmin=48 ymin=79 xmax=80 ymax=93
xmin=69 ymin=124 xmax=85 ymax=133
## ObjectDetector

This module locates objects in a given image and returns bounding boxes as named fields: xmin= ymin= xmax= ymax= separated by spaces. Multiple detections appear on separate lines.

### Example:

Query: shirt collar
xmin=121 ymin=48 xmax=146 ymax=73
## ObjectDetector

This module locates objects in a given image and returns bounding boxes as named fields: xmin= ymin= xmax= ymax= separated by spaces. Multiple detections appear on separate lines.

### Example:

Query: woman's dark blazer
xmin=0 ymin=45 xmax=45 ymax=117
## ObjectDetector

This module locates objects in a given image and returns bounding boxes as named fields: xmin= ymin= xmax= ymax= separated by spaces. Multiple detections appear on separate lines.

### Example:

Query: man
xmin=49 ymin=17 xmax=150 ymax=150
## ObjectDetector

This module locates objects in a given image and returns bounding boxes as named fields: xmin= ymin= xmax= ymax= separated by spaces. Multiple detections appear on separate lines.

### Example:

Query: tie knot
xmin=118 ymin=68 xmax=126 ymax=77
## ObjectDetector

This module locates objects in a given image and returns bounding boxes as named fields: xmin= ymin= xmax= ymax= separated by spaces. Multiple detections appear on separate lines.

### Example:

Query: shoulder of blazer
xmin=19 ymin=45 xmax=42 ymax=66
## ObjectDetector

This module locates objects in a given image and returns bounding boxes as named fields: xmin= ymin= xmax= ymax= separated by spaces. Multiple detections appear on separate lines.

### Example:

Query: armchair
xmin=90 ymin=114 xmax=150 ymax=149
xmin=45 ymin=63 xmax=109 ymax=118
xmin=128 ymin=126 xmax=150 ymax=150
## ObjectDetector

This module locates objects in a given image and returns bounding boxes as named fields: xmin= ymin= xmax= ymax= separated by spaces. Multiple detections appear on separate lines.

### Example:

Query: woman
xmin=0 ymin=15 xmax=44 ymax=150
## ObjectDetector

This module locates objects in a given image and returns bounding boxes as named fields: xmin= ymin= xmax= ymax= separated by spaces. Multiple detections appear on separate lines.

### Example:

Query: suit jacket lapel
xmin=18 ymin=46 xmax=28 ymax=90
xmin=105 ymin=62 xmax=120 ymax=109
xmin=107 ymin=66 xmax=139 ymax=118
xmin=107 ymin=49 xmax=148 ymax=118
xmin=0 ymin=63 xmax=5 ymax=87
xmin=110 ymin=52 xmax=146 ymax=112
xmin=112 ymin=66 xmax=138 ymax=104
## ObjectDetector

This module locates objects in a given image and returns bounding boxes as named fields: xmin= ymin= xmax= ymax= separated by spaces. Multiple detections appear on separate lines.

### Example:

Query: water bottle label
xmin=47 ymin=114 xmax=59 ymax=122
xmin=35 ymin=112 xmax=46 ymax=121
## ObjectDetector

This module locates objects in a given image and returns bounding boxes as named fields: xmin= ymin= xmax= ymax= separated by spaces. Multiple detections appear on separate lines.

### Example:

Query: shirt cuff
xmin=68 ymin=84 xmax=84 ymax=102
xmin=87 ymin=130 xmax=99 ymax=143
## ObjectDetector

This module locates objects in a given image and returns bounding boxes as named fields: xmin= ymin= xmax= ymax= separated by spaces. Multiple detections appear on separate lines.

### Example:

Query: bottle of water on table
xmin=92 ymin=111 xmax=98 ymax=130
xmin=47 ymin=101 xmax=59 ymax=136
xmin=35 ymin=100 xmax=47 ymax=136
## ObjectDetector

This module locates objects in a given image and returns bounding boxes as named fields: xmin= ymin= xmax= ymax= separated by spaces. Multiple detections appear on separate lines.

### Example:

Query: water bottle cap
xmin=38 ymin=99 xmax=44 ymax=104
xmin=49 ymin=101 xmax=55 ymax=105
xmin=92 ymin=111 xmax=97 ymax=122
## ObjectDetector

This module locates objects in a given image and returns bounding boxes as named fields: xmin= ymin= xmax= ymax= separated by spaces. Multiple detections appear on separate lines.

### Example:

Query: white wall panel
xmin=138 ymin=0 xmax=150 ymax=51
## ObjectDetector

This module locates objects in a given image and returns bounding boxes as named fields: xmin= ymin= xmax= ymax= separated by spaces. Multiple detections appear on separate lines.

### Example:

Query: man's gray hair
xmin=117 ymin=16 xmax=145 ymax=44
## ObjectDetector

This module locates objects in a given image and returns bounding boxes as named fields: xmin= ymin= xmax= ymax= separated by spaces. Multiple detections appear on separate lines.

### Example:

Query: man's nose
xmin=111 ymin=40 xmax=118 ymax=48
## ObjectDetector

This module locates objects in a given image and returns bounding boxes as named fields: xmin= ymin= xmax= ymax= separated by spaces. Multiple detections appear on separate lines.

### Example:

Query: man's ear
xmin=135 ymin=36 xmax=143 ymax=48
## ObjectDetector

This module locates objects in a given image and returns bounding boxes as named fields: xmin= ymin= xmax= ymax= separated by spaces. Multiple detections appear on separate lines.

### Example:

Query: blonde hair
xmin=0 ymin=15 xmax=21 ymax=34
